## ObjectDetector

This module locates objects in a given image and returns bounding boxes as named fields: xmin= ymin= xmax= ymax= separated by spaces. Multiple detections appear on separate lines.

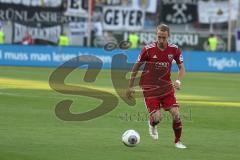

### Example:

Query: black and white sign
xmin=14 ymin=23 xmax=61 ymax=43
xmin=0 ymin=0 xmax=62 ymax=7
xmin=198 ymin=0 xmax=239 ymax=23
xmin=64 ymin=0 xmax=88 ymax=17
xmin=69 ymin=21 xmax=103 ymax=37
xmin=0 ymin=2 xmax=81 ymax=23
xmin=69 ymin=22 xmax=88 ymax=37
xmin=161 ymin=0 xmax=197 ymax=24
xmin=103 ymin=6 xmax=145 ymax=31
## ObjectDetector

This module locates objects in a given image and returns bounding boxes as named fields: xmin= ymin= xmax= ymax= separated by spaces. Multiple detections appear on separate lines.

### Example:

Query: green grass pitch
xmin=0 ymin=66 xmax=239 ymax=160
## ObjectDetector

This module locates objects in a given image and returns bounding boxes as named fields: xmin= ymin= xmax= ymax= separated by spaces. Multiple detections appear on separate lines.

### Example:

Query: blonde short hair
xmin=156 ymin=24 xmax=170 ymax=36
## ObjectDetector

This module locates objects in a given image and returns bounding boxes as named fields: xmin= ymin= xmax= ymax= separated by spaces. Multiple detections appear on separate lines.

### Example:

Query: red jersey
xmin=137 ymin=42 xmax=183 ymax=98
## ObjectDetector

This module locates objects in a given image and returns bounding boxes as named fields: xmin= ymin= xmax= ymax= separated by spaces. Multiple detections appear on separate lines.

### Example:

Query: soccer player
xmin=126 ymin=24 xmax=187 ymax=149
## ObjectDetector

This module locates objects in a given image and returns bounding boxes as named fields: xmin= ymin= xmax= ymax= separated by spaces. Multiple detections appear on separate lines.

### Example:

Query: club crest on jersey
xmin=168 ymin=54 xmax=174 ymax=60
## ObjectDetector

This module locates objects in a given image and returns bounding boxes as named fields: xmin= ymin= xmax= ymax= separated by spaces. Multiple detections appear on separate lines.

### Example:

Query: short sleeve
xmin=137 ymin=47 xmax=149 ymax=62
xmin=174 ymin=48 xmax=183 ymax=64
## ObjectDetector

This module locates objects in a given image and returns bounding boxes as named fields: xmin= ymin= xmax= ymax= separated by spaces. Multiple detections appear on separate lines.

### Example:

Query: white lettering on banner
xmin=0 ymin=9 xmax=59 ymax=22
xmin=103 ymin=6 xmax=145 ymax=31
xmin=2 ymin=51 xmax=52 ymax=61
xmin=0 ymin=8 xmax=81 ymax=23
xmin=0 ymin=50 xmax=112 ymax=64
xmin=52 ymin=52 xmax=112 ymax=63
xmin=52 ymin=52 xmax=77 ymax=62
xmin=4 ymin=52 xmax=29 ymax=61
xmin=170 ymin=34 xmax=198 ymax=46
xmin=30 ymin=53 xmax=51 ymax=61
xmin=124 ymin=32 xmax=199 ymax=46
xmin=138 ymin=32 xmax=156 ymax=44
xmin=207 ymin=57 xmax=238 ymax=70
xmin=0 ymin=50 xmax=52 ymax=62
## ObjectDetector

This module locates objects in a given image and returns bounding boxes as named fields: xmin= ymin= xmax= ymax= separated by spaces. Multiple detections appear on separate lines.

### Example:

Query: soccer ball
xmin=122 ymin=129 xmax=140 ymax=147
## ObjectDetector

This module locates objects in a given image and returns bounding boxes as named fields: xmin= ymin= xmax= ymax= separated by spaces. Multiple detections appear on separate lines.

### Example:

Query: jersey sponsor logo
xmin=154 ymin=62 xmax=169 ymax=69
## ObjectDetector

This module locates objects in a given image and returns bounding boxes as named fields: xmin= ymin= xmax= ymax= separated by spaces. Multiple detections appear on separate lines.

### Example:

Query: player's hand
xmin=173 ymin=80 xmax=181 ymax=90
xmin=126 ymin=87 xmax=135 ymax=99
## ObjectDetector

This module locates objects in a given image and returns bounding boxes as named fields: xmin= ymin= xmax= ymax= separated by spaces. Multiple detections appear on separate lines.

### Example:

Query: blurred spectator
xmin=121 ymin=0 xmax=131 ymax=6
xmin=103 ymin=31 xmax=116 ymax=42
xmin=58 ymin=32 xmax=69 ymax=46
xmin=93 ymin=31 xmax=117 ymax=47
xmin=128 ymin=32 xmax=139 ymax=49
xmin=208 ymin=33 xmax=218 ymax=51
xmin=0 ymin=26 xmax=4 ymax=44
xmin=22 ymin=32 xmax=34 ymax=45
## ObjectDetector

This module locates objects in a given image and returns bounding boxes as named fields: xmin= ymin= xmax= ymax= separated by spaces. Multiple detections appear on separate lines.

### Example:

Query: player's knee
xmin=173 ymin=114 xmax=180 ymax=121
xmin=170 ymin=107 xmax=180 ymax=121
xmin=152 ymin=110 xmax=162 ymax=123
xmin=156 ymin=112 xmax=163 ymax=122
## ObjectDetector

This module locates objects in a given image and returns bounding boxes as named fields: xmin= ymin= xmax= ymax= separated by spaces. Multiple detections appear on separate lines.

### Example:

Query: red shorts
xmin=144 ymin=92 xmax=179 ymax=113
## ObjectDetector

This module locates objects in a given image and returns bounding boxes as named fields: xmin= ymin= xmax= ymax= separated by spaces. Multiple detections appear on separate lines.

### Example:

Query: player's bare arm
xmin=126 ymin=62 xmax=143 ymax=99
xmin=174 ymin=63 xmax=185 ymax=90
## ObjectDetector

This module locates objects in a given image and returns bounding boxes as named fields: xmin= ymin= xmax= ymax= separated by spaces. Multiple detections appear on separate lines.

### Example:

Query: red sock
xmin=172 ymin=119 xmax=182 ymax=143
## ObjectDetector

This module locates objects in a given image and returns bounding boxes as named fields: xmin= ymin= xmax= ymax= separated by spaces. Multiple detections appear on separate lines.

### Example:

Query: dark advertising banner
xmin=161 ymin=0 xmax=198 ymax=24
